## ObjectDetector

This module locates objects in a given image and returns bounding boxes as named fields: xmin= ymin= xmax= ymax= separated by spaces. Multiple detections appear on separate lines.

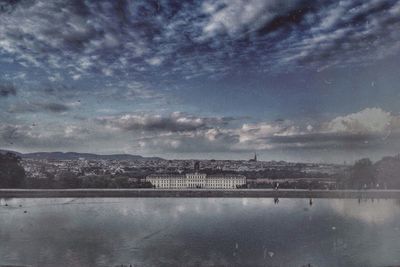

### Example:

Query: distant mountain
xmin=0 ymin=149 xmax=23 ymax=156
xmin=0 ymin=150 xmax=163 ymax=161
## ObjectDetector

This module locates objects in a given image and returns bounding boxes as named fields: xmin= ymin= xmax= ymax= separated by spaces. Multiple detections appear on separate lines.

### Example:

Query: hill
xmin=0 ymin=150 xmax=163 ymax=161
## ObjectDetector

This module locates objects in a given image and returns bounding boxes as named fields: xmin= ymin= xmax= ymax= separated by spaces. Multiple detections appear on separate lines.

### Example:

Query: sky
xmin=1 ymin=0 xmax=400 ymax=163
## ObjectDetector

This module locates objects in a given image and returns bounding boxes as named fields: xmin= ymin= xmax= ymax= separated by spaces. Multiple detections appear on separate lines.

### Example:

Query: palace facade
xmin=146 ymin=172 xmax=246 ymax=189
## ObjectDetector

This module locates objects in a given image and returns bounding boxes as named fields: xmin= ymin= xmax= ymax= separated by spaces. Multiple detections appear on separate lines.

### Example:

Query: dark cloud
xmin=267 ymin=133 xmax=387 ymax=150
xmin=0 ymin=83 xmax=17 ymax=97
xmin=0 ymin=0 xmax=26 ymax=13
xmin=96 ymin=112 xmax=231 ymax=132
xmin=0 ymin=0 xmax=399 ymax=78
xmin=0 ymin=122 xmax=94 ymax=150
xmin=8 ymin=101 xmax=70 ymax=113
xmin=40 ymin=102 xmax=70 ymax=113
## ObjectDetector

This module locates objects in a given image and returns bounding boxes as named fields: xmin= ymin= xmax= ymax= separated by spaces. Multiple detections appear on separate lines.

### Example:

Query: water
xmin=1 ymin=198 xmax=400 ymax=267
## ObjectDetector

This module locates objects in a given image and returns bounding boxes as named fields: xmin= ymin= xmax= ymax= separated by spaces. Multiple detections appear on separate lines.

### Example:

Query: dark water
xmin=1 ymin=198 xmax=400 ymax=267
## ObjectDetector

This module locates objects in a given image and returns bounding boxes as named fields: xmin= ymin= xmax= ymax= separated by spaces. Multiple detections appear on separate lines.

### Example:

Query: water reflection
xmin=0 ymin=198 xmax=399 ymax=267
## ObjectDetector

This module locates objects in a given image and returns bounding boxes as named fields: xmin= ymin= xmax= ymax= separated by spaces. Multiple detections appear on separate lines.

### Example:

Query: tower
xmin=249 ymin=153 xmax=257 ymax=162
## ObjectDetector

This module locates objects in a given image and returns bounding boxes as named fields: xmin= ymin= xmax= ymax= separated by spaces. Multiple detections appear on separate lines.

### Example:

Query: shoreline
xmin=1 ymin=189 xmax=400 ymax=198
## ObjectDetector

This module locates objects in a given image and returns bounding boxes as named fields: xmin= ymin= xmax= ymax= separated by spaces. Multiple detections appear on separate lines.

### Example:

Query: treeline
xmin=0 ymin=152 xmax=152 ymax=189
xmin=191 ymin=168 xmax=329 ymax=179
xmin=24 ymin=172 xmax=153 ymax=189
xmin=238 ymin=169 xmax=329 ymax=179
xmin=251 ymin=180 xmax=335 ymax=190
xmin=336 ymin=155 xmax=400 ymax=189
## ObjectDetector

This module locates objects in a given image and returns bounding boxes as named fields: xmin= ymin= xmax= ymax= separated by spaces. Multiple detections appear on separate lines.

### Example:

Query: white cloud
xmin=145 ymin=57 xmax=163 ymax=66
xmin=238 ymin=122 xmax=282 ymax=143
xmin=325 ymin=108 xmax=393 ymax=134
xmin=201 ymin=0 xmax=301 ymax=38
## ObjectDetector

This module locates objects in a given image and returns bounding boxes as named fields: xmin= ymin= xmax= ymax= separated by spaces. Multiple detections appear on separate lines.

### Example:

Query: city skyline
xmin=1 ymin=0 xmax=400 ymax=163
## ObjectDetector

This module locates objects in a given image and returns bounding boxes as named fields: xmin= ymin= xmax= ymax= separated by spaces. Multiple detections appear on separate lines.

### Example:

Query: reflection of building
xmin=146 ymin=161 xmax=246 ymax=189
xmin=146 ymin=173 xmax=246 ymax=189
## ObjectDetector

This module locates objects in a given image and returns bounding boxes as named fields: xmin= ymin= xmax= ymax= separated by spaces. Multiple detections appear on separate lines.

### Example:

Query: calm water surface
xmin=0 ymin=198 xmax=400 ymax=267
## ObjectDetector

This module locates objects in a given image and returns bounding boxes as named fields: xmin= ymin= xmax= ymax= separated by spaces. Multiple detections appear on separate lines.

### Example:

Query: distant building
xmin=146 ymin=161 xmax=246 ymax=189
xmin=249 ymin=153 xmax=257 ymax=162
xmin=146 ymin=173 xmax=246 ymax=189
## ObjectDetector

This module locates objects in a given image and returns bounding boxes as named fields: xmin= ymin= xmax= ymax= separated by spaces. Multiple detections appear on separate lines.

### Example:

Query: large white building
xmin=146 ymin=172 xmax=246 ymax=189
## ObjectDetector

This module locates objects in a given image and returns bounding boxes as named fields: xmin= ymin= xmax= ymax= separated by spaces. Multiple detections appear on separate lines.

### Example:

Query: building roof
xmin=146 ymin=173 xmax=246 ymax=179
xmin=146 ymin=174 xmax=185 ymax=178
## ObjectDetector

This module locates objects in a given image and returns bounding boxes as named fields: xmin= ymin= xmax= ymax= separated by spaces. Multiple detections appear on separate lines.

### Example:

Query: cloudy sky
xmin=1 ymin=0 xmax=400 ymax=162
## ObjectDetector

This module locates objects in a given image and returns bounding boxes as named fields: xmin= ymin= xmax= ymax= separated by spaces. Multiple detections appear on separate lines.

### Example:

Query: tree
xmin=375 ymin=155 xmax=400 ymax=189
xmin=81 ymin=175 xmax=109 ymax=188
xmin=350 ymin=158 xmax=376 ymax=189
xmin=0 ymin=152 xmax=26 ymax=188
xmin=58 ymin=171 xmax=81 ymax=188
